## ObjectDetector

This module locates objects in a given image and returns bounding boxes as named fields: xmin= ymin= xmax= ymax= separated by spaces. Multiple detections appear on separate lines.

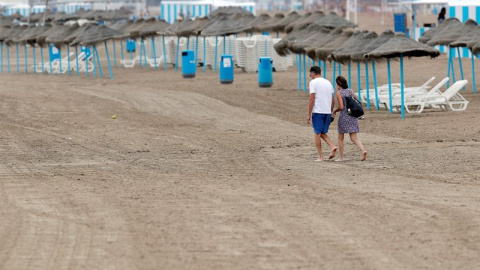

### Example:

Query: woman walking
xmin=332 ymin=76 xmax=367 ymax=161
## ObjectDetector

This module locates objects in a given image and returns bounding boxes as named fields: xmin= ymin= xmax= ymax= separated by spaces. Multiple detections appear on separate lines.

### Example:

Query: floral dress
xmin=338 ymin=88 xmax=360 ymax=134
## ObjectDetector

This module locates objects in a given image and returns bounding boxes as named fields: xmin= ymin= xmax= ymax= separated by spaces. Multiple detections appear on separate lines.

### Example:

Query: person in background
xmin=332 ymin=76 xmax=367 ymax=162
xmin=307 ymin=66 xmax=337 ymax=162
xmin=438 ymin=7 xmax=446 ymax=25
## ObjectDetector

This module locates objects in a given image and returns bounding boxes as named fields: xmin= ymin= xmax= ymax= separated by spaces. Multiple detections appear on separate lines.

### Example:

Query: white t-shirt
xmin=309 ymin=77 xmax=334 ymax=114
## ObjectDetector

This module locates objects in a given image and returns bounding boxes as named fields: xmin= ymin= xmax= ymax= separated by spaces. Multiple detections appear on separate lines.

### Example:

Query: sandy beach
xmin=0 ymin=12 xmax=479 ymax=270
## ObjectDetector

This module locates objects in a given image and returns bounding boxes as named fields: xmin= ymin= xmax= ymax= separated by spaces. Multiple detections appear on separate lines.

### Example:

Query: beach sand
xmin=0 ymin=13 xmax=479 ymax=270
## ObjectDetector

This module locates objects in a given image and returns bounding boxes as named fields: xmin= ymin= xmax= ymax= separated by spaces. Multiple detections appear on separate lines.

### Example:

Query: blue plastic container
xmin=220 ymin=55 xmax=234 ymax=84
xmin=394 ymin=13 xmax=407 ymax=34
xmin=126 ymin=39 xmax=136 ymax=53
xmin=49 ymin=45 xmax=60 ymax=61
xmin=181 ymin=50 xmax=196 ymax=78
xmin=258 ymin=57 xmax=273 ymax=87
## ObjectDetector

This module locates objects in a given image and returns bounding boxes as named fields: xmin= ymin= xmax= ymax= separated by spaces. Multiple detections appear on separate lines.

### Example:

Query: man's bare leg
xmin=320 ymin=133 xmax=337 ymax=159
xmin=314 ymin=133 xmax=324 ymax=161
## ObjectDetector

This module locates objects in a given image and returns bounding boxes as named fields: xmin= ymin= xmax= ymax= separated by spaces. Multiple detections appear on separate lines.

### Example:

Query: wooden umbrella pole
xmin=332 ymin=61 xmax=336 ymax=88
xmin=75 ymin=46 xmax=79 ymax=76
xmin=0 ymin=42 xmax=3 ymax=73
xmin=348 ymin=62 xmax=351 ymax=88
xmin=94 ymin=46 xmax=104 ymax=78
xmin=203 ymin=36 xmax=206 ymax=72
xmin=32 ymin=46 xmax=36 ymax=74
xmin=365 ymin=61 xmax=370 ymax=109
xmin=67 ymin=46 xmax=71 ymax=76
xmin=303 ymin=54 xmax=307 ymax=92
xmin=387 ymin=58 xmax=393 ymax=113
xmin=16 ymin=44 xmax=19 ymax=73
xmin=214 ymin=36 xmax=218 ymax=72
xmin=298 ymin=54 xmax=301 ymax=92
xmin=175 ymin=37 xmax=180 ymax=71
xmin=372 ymin=61 xmax=379 ymax=110
xmin=40 ymin=47 xmax=44 ymax=74
xmin=112 ymin=40 xmax=116 ymax=68
xmin=120 ymin=40 xmax=125 ymax=68
xmin=472 ymin=54 xmax=476 ymax=94
xmin=163 ymin=35 xmax=168 ymax=71
xmin=7 ymin=44 xmax=10 ymax=73
xmin=456 ymin=47 xmax=465 ymax=90
xmin=151 ymin=37 xmax=157 ymax=69
xmin=92 ymin=46 xmax=96 ymax=78
xmin=59 ymin=48 xmax=62 ymax=75
xmin=104 ymin=41 xmax=113 ymax=80
xmin=357 ymin=62 xmax=361 ymax=104
xmin=24 ymin=44 xmax=28 ymax=74
xmin=400 ymin=54 xmax=405 ymax=119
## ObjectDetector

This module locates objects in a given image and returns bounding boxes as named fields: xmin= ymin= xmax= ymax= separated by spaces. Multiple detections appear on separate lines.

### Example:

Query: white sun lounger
xmin=399 ymin=80 xmax=468 ymax=113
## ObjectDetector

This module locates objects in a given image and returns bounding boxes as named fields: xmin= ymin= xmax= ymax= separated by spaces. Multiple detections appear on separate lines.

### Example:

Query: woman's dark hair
xmin=336 ymin=75 xmax=349 ymax=89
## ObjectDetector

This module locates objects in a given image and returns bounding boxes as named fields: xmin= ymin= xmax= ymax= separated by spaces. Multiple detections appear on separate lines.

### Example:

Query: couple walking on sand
xmin=306 ymin=66 xmax=367 ymax=162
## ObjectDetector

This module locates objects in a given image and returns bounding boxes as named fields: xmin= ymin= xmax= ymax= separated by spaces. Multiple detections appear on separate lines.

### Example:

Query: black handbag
xmin=345 ymin=91 xmax=364 ymax=118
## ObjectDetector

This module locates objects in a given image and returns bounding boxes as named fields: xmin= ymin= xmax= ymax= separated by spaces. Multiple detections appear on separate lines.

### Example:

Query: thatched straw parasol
xmin=4 ymin=25 xmax=27 ymax=45
xmin=0 ymin=26 xmax=21 ymax=43
xmin=427 ymin=18 xmax=472 ymax=46
xmin=274 ymin=23 xmax=326 ymax=56
xmin=175 ymin=17 xmax=210 ymax=37
xmin=165 ymin=19 xmax=192 ymax=36
xmin=270 ymin=11 xmax=302 ymax=32
xmin=365 ymin=33 xmax=440 ymax=119
xmin=311 ymin=29 xmax=354 ymax=61
xmin=70 ymin=25 xmax=123 ymax=46
xmin=36 ymin=24 xmax=66 ymax=47
xmin=471 ymin=42 xmax=480 ymax=55
xmin=350 ymin=30 xmax=395 ymax=62
xmin=289 ymin=26 xmax=331 ymax=54
xmin=18 ymin=25 xmax=51 ymax=46
xmin=284 ymin=12 xmax=312 ymax=33
xmin=209 ymin=6 xmax=252 ymax=18
xmin=257 ymin=13 xmax=284 ymax=32
xmin=314 ymin=12 xmax=357 ymax=29
xmin=201 ymin=15 xmax=251 ymax=36
xmin=249 ymin=14 xmax=271 ymax=32
xmin=450 ymin=25 xmax=480 ymax=48
xmin=366 ymin=33 xmax=440 ymax=60
xmin=330 ymin=30 xmax=370 ymax=64
xmin=287 ymin=10 xmax=325 ymax=33
xmin=418 ymin=18 xmax=457 ymax=44
xmin=46 ymin=23 xmax=81 ymax=47
xmin=138 ymin=20 xmax=170 ymax=37
xmin=10 ymin=26 xmax=35 ymax=44
xmin=127 ymin=17 xmax=158 ymax=39
xmin=229 ymin=13 xmax=255 ymax=32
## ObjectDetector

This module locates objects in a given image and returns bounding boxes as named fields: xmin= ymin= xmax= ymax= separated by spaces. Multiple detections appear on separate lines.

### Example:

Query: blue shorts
xmin=312 ymin=113 xmax=331 ymax=134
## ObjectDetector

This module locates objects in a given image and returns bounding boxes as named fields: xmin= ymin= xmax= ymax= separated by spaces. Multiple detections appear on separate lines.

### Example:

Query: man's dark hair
xmin=310 ymin=66 xmax=321 ymax=75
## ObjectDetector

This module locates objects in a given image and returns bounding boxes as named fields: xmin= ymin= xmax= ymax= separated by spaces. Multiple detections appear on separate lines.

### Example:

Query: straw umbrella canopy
xmin=46 ymin=23 xmax=81 ymax=48
xmin=175 ymin=17 xmax=210 ymax=37
xmin=98 ymin=9 xmax=131 ymax=21
xmin=274 ymin=23 xmax=326 ymax=56
xmin=70 ymin=25 xmax=123 ymax=47
xmin=471 ymin=42 xmax=480 ymax=55
xmin=427 ymin=18 xmax=472 ymax=46
xmin=330 ymin=30 xmax=370 ymax=64
xmin=310 ymin=29 xmax=354 ymax=61
xmin=138 ymin=20 xmax=170 ymax=37
xmin=6 ymin=12 xmax=22 ymax=21
xmin=201 ymin=15 xmax=251 ymax=36
xmin=270 ymin=11 xmax=302 ymax=33
xmin=248 ymin=13 xmax=270 ymax=32
xmin=289 ymin=26 xmax=331 ymax=55
xmin=36 ymin=24 xmax=67 ymax=47
xmin=287 ymin=10 xmax=325 ymax=33
xmin=365 ymin=33 xmax=440 ymax=118
xmin=365 ymin=33 xmax=440 ymax=60
xmin=209 ymin=6 xmax=252 ymax=18
xmin=10 ymin=26 xmax=37 ymax=44
xmin=450 ymin=25 xmax=480 ymax=48
xmin=257 ymin=13 xmax=284 ymax=32
xmin=17 ymin=25 xmax=51 ymax=46
xmin=229 ymin=13 xmax=255 ymax=32
xmin=52 ymin=13 xmax=79 ymax=23
xmin=419 ymin=18 xmax=457 ymax=44
xmin=164 ymin=19 xmax=192 ymax=36
xmin=4 ymin=25 xmax=27 ymax=45
xmin=127 ymin=18 xmax=158 ymax=39
xmin=284 ymin=12 xmax=312 ymax=33
xmin=350 ymin=30 xmax=396 ymax=63
xmin=314 ymin=12 xmax=357 ymax=29
xmin=0 ymin=18 xmax=14 ymax=27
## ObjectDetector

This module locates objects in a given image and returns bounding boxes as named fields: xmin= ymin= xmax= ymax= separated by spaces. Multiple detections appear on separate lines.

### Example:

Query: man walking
xmin=307 ymin=66 xmax=337 ymax=161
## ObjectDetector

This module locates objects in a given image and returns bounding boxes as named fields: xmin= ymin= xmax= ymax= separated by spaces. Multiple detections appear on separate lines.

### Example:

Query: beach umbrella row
xmin=420 ymin=18 xmax=479 ymax=93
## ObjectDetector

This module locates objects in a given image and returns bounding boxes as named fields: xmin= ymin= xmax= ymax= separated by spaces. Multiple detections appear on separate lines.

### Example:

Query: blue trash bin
xmin=49 ymin=44 xmax=60 ymax=61
xmin=220 ymin=55 xmax=234 ymax=84
xmin=126 ymin=39 xmax=136 ymax=53
xmin=182 ymin=50 xmax=196 ymax=78
xmin=258 ymin=57 xmax=273 ymax=87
